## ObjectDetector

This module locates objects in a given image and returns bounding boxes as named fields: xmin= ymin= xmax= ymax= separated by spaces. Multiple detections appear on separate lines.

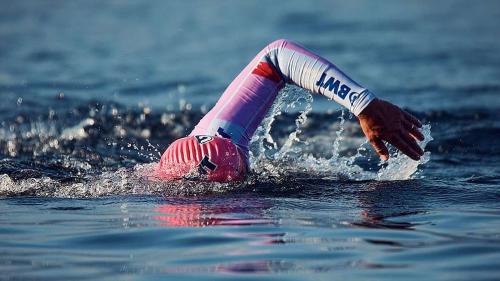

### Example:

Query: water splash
xmin=330 ymin=110 xmax=347 ymax=162
xmin=250 ymin=85 xmax=313 ymax=163
xmin=376 ymin=124 xmax=433 ymax=180
xmin=0 ymin=164 xmax=243 ymax=198
xmin=249 ymin=86 xmax=432 ymax=183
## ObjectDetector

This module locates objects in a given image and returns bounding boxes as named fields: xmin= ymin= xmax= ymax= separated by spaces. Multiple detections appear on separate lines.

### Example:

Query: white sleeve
xmin=266 ymin=39 xmax=375 ymax=115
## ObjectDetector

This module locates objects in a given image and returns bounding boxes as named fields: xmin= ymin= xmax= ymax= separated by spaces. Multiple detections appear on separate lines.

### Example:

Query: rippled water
xmin=1 ymin=0 xmax=500 ymax=280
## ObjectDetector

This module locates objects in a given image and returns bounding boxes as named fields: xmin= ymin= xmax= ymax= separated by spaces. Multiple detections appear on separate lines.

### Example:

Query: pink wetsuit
xmin=156 ymin=39 xmax=375 ymax=182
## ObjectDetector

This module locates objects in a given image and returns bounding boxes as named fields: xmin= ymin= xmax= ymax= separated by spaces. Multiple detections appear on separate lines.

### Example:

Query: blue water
xmin=1 ymin=0 xmax=500 ymax=280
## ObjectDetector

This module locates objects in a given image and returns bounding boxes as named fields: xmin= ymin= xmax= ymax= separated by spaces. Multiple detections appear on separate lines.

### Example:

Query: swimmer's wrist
xmin=350 ymin=90 xmax=376 ymax=116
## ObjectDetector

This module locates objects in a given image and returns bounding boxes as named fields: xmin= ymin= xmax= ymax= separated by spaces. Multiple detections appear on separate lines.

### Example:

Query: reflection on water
xmin=145 ymin=182 xmax=434 ymax=274
xmin=151 ymin=196 xmax=290 ymax=274
xmin=152 ymin=181 xmax=427 ymax=231
xmin=153 ymin=197 xmax=274 ymax=227
xmin=354 ymin=181 xmax=426 ymax=231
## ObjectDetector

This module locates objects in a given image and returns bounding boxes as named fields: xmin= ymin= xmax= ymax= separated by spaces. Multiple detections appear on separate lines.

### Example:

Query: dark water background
xmin=1 ymin=0 xmax=500 ymax=280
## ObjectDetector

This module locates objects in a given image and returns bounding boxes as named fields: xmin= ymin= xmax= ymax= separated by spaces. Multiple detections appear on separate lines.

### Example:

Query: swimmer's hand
xmin=358 ymin=98 xmax=424 ymax=161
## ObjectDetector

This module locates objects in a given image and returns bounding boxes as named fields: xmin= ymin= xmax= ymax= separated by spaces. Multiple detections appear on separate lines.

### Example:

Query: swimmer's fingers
xmin=402 ymin=110 xmax=422 ymax=128
xmin=369 ymin=137 xmax=389 ymax=161
xmin=388 ymin=133 xmax=423 ymax=161
xmin=402 ymin=119 xmax=425 ymax=141
xmin=399 ymin=131 xmax=424 ymax=157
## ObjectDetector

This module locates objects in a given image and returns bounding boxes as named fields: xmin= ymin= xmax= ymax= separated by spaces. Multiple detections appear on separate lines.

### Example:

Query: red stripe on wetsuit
xmin=252 ymin=62 xmax=282 ymax=83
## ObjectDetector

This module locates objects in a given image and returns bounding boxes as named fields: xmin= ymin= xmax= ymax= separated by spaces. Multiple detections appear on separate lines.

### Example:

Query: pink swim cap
xmin=156 ymin=136 xmax=247 ymax=182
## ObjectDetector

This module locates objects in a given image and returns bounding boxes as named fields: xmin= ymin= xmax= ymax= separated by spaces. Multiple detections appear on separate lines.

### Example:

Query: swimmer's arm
xmin=268 ymin=39 xmax=424 ymax=160
xmin=269 ymin=39 xmax=374 ymax=115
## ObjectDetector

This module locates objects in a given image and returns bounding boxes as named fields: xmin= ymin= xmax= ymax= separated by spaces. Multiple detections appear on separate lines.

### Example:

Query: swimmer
xmin=155 ymin=39 xmax=425 ymax=182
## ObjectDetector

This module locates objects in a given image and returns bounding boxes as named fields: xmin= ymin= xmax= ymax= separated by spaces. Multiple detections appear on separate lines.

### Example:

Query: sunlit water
xmin=1 ymin=0 xmax=500 ymax=280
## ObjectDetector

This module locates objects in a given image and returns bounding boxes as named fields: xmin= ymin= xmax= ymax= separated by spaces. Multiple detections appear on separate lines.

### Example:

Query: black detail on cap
xmin=198 ymin=155 xmax=217 ymax=174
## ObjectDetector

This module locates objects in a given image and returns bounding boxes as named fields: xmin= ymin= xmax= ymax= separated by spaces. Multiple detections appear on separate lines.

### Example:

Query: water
xmin=1 ymin=0 xmax=500 ymax=280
